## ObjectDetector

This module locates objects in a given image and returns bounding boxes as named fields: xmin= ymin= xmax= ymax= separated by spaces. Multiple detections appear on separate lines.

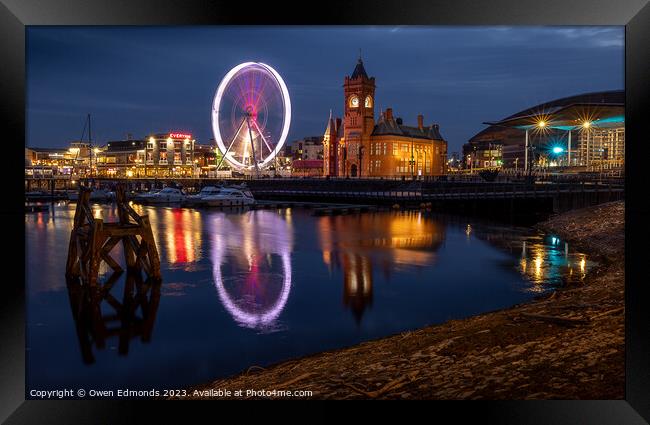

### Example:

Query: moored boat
xmin=184 ymin=186 xmax=223 ymax=207
xmin=137 ymin=187 xmax=186 ymax=204
xmin=202 ymin=187 xmax=255 ymax=207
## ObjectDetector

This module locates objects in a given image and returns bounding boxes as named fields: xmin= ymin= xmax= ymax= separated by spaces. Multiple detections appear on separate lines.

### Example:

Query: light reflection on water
xmin=209 ymin=210 xmax=293 ymax=331
xmin=25 ymin=202 xmax=594 ymax=392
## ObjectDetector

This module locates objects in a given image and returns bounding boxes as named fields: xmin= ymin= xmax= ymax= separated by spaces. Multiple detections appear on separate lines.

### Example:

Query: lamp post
xmin=582 ymin=121 xmax=591 ymax=169
xmin=524 ymin=128 xmax=529 ymax=172
xmin=567 ymin=130 xmax=572 ymax=167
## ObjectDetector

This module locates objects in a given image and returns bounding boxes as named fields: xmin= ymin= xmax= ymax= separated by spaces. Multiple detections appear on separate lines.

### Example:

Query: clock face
xmin=365 ymin=96 xmax=373 ymax=108
xmin=349 ymin=96 xmax=359 ymax=108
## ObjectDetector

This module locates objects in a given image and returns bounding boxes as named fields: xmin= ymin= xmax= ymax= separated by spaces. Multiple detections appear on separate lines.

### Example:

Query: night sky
xmin=26 ymin=26 xmax=623 ymax=154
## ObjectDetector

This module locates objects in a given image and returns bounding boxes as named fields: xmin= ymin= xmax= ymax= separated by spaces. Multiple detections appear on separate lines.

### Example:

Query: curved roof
xmin=472 ymin=90 xmax=624 ymax=140
xmin=499 ymin=90 xmax=623 ymax=122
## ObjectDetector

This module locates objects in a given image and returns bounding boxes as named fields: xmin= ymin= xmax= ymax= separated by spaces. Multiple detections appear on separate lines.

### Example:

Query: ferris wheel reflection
xmin=209 ymin=210 xmax=293 ymax=331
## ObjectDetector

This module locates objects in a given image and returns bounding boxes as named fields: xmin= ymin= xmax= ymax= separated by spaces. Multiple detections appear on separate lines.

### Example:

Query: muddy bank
xmin=177 ymin=201 xmax=624 ymax=400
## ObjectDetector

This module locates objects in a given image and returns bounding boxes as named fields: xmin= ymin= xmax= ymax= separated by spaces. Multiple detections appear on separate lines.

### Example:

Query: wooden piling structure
xmin=66 ymin=184 xmax=161 ymax=285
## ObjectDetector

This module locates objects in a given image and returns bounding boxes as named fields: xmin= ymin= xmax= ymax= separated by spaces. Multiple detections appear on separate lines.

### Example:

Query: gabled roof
xmin=372 ymin=117 xmax=444 ymax=141
xmin=324 ymin=111 xmax=344 ymax=139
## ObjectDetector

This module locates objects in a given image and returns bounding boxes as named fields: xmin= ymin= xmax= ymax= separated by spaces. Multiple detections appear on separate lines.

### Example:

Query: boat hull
xmin=204 ymin=198 xmax=255 ymax=207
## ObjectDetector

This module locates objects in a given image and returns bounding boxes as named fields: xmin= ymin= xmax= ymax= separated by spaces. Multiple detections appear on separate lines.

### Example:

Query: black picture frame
xmin=2 ymin=0 xmax=649 ymax=423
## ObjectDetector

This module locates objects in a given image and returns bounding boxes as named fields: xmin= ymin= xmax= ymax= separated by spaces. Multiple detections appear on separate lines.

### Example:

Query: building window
xmin=160 ymin=142 xmax=167 ymax=150
xmin=392 ymin=143 xmax=398 ymax=156
xmin=383 ymin=143 xmax=387 ymax=155
xmin=402 ymin=144 xmax=409 ymax=152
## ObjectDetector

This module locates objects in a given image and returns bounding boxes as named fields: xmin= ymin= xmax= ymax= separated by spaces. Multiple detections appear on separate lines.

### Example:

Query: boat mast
xmin=88 ymin=113 xmax=92 ymax=178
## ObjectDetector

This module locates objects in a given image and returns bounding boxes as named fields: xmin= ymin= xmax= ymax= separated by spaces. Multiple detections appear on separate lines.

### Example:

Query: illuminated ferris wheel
xmin=211 ymin=62 xmax=291 ymax=171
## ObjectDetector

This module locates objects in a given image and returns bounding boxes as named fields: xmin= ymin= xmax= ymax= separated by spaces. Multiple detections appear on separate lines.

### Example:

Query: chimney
xmin=385 ymin=108 xmax=393 ymax=121
xmin=417 ymin=115 xmax=424 ymax=130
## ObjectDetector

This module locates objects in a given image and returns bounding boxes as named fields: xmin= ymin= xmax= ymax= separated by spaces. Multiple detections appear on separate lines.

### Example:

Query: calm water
xmin=25 ymin=202 xmax=594 ymax=394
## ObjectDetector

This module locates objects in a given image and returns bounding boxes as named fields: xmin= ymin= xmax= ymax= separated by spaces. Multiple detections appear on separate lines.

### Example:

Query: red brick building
xmin=323 ymin=58 xmax=447 ymax=178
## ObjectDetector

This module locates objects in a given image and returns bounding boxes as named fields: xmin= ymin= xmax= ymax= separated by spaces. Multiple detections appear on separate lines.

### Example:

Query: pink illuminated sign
xmin=169 ymin=132 xmax=192 ymax=139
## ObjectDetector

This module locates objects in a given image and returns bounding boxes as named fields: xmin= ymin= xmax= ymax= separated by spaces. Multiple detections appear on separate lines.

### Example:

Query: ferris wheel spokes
xmin=216 ymin=116 xmax=247 ymax=171
xmin=216 ymin=115 xmax=270 ymax=172
xmin=245 ymin=115 xmax=260 ymax=173
xmin=252 ymin=120 xmax=276 ymax=157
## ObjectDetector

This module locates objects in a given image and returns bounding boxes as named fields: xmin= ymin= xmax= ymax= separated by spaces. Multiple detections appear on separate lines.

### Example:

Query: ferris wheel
xmin=211 ymin=62 xmax=291 ymax=171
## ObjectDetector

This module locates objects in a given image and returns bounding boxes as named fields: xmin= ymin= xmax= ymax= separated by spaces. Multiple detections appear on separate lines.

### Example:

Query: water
xmin=25 ymin=202 xmax=594 ymax=394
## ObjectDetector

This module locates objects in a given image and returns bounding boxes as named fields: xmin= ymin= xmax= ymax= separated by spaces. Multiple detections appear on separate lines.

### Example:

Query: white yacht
xmin=184 ymin=186 xmax=223 ymax=207
xmin=203 ymin=187 xmax=255 ymax=207
xmin=139 ymin=187 xmax=186 ymax=204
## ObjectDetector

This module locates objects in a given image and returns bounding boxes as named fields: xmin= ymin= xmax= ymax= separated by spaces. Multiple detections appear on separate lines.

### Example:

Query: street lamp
xmin=583 ymin=121 xmax=592 ymax=168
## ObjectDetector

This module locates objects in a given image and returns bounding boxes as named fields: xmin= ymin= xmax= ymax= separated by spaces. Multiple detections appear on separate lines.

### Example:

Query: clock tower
xmin=343 ymin=57 xmax=375 ymax=177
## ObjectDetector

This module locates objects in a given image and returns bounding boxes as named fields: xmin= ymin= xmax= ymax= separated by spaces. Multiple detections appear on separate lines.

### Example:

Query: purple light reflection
xmin=210 ymin=210 xmax=293 ymax=330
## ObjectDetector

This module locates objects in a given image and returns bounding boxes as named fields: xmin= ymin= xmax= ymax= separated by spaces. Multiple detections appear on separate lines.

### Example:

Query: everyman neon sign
xmin=169 ymin=132 xmax=192 ymax=139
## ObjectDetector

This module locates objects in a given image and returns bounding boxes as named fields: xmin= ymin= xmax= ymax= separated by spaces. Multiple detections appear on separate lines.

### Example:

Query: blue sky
xmin=26 ymin=26 xmax=624 ymax=153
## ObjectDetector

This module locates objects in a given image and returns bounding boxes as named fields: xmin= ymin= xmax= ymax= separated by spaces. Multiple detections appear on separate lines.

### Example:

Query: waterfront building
xmin=289 ymin=136 xmax=324 ymax=161
xmin=95 ymin=139 xmax=144 ymax=177
xmin=323 ymin=57 xmax=448 ymax=178
xmin=27 ymin=134 xmax=210 ymax=179
xmin=25 ymin=141 xmax=95 ymax=178
xmin=143 ymin=132 xmax=197 ymax=177
xmin=193 ymin=142 xmax=218 ymax=169
xmin=462 ymin=142 xmax=503 ymax=170
xmin=464 ymin=90 xmax=624 ymax=171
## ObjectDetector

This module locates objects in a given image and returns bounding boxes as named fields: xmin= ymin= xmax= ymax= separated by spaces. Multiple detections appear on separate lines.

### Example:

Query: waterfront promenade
xmin=26 ymin=176 xmax=624 ymax=218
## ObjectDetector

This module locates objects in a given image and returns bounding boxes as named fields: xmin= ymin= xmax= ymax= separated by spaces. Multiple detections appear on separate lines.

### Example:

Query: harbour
xmin=25 ymin=198 xmax=597 ymax=393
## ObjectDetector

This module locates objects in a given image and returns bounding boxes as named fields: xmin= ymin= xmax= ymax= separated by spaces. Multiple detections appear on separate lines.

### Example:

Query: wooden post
xmin=66 ymin=183 xmax=162 ymax=286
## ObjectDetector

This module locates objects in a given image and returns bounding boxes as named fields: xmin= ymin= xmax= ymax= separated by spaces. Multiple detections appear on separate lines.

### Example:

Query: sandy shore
xmin=176 ymin=201 xmax=624 ymax=400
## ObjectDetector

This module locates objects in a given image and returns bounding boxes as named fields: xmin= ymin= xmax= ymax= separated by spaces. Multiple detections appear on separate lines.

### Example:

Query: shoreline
xmin=176 ymin=201 xmax=624 ymax=400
